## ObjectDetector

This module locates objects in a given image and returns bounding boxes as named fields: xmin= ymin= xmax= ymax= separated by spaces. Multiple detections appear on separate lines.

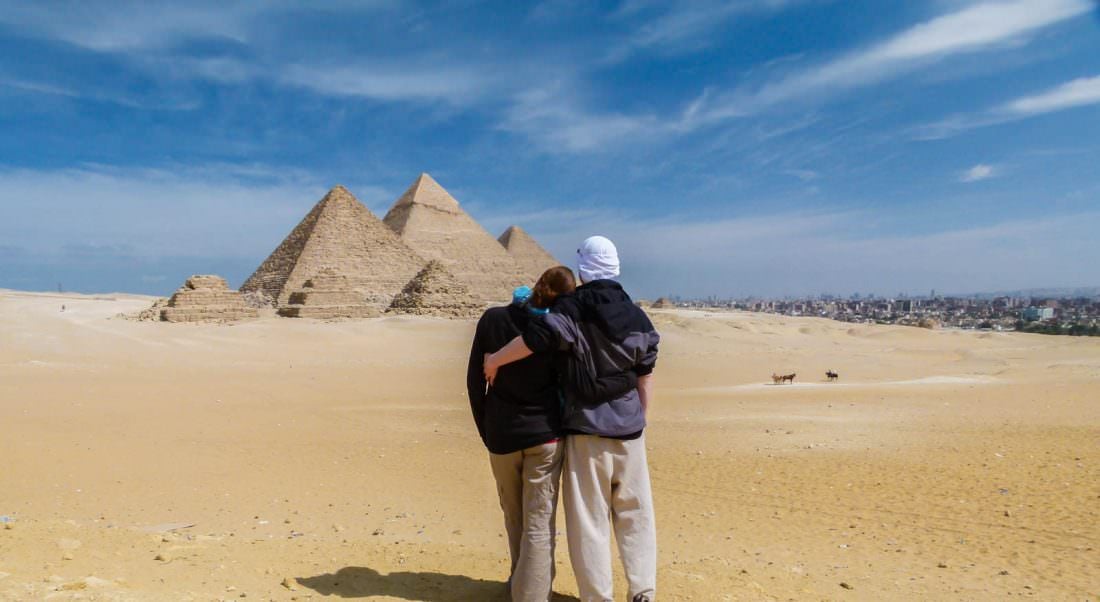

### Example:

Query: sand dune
xmin=1 ymin=292 xmax=1097 ymax=600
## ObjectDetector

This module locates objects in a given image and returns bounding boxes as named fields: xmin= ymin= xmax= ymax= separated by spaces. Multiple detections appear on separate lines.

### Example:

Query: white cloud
xmin=1001 ymin=74 xmax=1100 ymax=116
xmin=281 ymin=62 xmax=495 ymax=105
xmin=0 ymin=1 xmax=393 ymax=52
xmin=916 ymin=74 xmax=1100 ymax=139
xmin=604 ymin=0 xmax=800 ymax=63
xmin=0 ymin=164 xmax=356 ymax=258
xmin=499 ymin=85 xmax=660 ymax=152
xmin=527 ymin=208 xmax=1100 ymax=298
xmin=688 ymin=0 xmax=1093 ymax=122
xmin=960 ymin=164 xmax=996 ymax=182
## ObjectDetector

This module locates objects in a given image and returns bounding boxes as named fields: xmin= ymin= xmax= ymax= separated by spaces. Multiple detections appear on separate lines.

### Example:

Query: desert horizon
xmin=1 ymin=288 xmax=1097 ymax=600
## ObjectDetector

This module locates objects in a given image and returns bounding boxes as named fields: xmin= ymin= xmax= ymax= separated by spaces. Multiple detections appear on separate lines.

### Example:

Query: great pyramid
xmin=277 ymin=268 xmax=380 ymax=319
xmin=498 ymin=225 xmax=560 ymax=282
xmin=241 ymin=185 xmax=425 ymax=308
xmin=160 ymin=275 xmax=258 ymax=323
xmin=383 ymin=173 xmax=527 ymax=303
xmin=388 ymin=260 xmax=483 ymax=319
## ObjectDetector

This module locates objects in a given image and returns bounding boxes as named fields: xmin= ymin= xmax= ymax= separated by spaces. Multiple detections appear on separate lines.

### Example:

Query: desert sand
xmin=0 ymin=290 xmax=1097 ymax=601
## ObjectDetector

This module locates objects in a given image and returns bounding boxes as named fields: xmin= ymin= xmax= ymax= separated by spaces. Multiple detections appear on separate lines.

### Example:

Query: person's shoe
xmin=632 ymin=595 xmax=651 ymax=602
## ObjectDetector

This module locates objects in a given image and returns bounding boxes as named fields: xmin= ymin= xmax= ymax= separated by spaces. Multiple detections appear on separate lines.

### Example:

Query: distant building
xmin=1022 ymin=306 xmax=1054 ymax=322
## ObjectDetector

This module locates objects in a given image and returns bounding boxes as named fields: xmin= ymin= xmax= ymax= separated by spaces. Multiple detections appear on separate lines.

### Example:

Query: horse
xmin=826 ymin=370 xmax=839 ymax=382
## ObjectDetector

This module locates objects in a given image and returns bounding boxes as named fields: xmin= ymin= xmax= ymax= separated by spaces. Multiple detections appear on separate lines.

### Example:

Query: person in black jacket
xmin=483 ymin=237 xmax=659 ymax=602
xmin=467 ymin=267 xmax=636 ymax=602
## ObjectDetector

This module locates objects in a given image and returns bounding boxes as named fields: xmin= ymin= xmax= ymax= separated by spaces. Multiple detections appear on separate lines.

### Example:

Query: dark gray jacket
xmin=523 ymin=280 xmax=660 ymax=437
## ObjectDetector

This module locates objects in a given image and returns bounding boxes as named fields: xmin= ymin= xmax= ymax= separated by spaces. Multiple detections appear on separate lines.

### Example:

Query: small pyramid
xmin=383 ymin=174 xmax=527 ymax=303
xmin=652 ymin=297 xmax=673 ymax=309
xmin=498 ymin=225 xmax=560 ymax=282
xmin=388 ymin=260 xmax=484 ymax=319
xmin=160 ymin=275 xmax=258 ymax=322
xmin=241 ymin=185 xmax=425 ymax=308
xmin=277 ymin=268 xmax=379 ymax=319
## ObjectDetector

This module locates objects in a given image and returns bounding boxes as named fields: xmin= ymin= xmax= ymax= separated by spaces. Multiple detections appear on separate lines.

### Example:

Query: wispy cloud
xmin=281 ymin=61 xmax=497 ymax=105
xmin=1001 ymin=74 xmax=1100 ymax=116
xmin=531 ymin=208 xmax=1100 ymax=297
xmin=603 ymin=0 xmax=800 ymax=63
xmin=0 ymin=1 xmax=393 ymax=52
xmin=499 ymin=84 xmax=661 ymax=152
xmin=960 ymin=163 xmax=997 ymax=182
xmin=0 ymin=163 xmax=336 ymax=258
xmin=687 ymin=0 xmax=1093 ymax=122
xmin=916 ymin=74 xmax=1100 ymax=139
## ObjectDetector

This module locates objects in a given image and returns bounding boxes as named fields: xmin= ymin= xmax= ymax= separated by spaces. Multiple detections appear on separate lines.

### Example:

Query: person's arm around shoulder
xmin=483 ymin=312 xmax=563 ymax=384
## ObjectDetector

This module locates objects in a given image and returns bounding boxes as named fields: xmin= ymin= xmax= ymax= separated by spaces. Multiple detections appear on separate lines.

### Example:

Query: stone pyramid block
xmin=498 ymin=225 xmax=560 ymax=283
xmin=383 ymin=173 xmax=526 ymax=303
xmin=241 ymin=185 xmax=425 ymax=308
xmin=388 ymin=260 xmax=484 ymax=319
xmin=160 ymin=275 xmax=258 ymax=323
xmin=277 ymin=268 xmax=380 ymax=319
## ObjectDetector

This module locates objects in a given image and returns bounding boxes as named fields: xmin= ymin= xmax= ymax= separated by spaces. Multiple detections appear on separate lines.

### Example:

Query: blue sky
xmin=0 ymin=0 xmax=1098 ymax=299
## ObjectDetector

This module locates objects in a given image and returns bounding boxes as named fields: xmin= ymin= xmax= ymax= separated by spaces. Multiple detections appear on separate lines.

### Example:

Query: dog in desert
xmin=772 ymin=372 xmax=796 ymax=384
xmin=826 ymin=370 xmax=839 ymax=381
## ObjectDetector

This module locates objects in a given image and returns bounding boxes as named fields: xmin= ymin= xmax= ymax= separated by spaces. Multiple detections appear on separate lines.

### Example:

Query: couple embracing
xmin=467 ymin=236 xmax=660 ymax=602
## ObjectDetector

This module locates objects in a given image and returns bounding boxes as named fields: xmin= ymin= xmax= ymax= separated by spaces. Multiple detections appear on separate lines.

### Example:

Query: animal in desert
xmin=771 ymin=373 xmax=782 ymax=384
xmin=779 ymin=373 xmax=796 ymax=384
xmin=826 ymin=370 xmax=839 ymax=381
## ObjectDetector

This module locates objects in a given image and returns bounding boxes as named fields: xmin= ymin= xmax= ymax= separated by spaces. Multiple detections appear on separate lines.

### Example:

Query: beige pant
xmin=564 ymin=434 xmax=657 ymax=602
xmin=489 ymin=441 xmax=564 ymax=602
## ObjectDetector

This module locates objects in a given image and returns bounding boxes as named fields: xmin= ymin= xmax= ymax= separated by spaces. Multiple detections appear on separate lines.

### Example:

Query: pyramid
xmin=241 ymin=185 xmax=425 ymax=308
xmin=388 ymin=260 xmax=484 ymax=319
xmin=277 ymin=268 xmax=380 ymax=319
xmin=383 ymin=173 xmax=527 ymax=303
xmin=498 ymin=225 xmax=560 ymax=282
xmin=160 ymin=275 xmax=258 ymax=323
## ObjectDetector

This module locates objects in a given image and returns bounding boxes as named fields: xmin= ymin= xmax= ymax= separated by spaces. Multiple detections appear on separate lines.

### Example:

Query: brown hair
xmin=530 ymin=266 xmax=576 ymax=309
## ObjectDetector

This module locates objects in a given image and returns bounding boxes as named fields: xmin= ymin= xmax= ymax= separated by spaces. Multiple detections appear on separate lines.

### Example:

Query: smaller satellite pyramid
xmin=277 ymin=268 xmax=379 ymax=319
xmin=241 ymin=185 xmax=425 ymax=308
xmin=388 ymin=260 xmax=484 ymax=319
xmin=498 ymin=225 xmax=560 ymax=282
xmin=160 ymin=275 xmax=258 ymax=323
xmin=383 ymin=173 xmax=526 ymax=303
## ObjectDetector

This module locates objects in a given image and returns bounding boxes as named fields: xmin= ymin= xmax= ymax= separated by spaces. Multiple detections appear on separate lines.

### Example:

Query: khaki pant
xmin=563 ymin=434 xmax=657 ymax=602
xmin=489 ymin=441 xmax=564 ymax=602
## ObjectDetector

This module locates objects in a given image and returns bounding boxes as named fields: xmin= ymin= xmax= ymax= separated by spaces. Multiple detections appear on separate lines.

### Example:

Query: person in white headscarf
xmin=485 ymin=235 xmax=660 ymax=602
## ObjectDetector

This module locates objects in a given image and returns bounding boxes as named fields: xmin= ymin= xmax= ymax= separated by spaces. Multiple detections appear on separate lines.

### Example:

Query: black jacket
xmin=522 ymin=280 xmax=659 ymax=437
xmin=467 ymin=304 xmax=638 ymax=454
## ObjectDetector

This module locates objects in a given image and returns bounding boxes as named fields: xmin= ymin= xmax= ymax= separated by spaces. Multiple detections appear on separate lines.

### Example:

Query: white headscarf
xmin=577 ymin=235 xmax=620 ymax=283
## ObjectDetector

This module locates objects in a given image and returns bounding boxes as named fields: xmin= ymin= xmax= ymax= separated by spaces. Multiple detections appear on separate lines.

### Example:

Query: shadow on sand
xmin=297 ymin=566 xmax=580 ymax=601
